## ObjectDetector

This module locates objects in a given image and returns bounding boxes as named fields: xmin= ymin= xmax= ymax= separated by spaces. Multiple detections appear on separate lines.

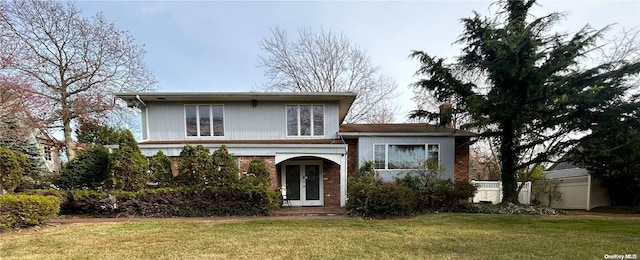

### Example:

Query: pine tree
xmin=411 ymin=0 xmax=640 ymax=203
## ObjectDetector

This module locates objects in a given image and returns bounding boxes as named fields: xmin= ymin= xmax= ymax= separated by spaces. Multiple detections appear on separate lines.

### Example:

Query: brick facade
xmin=322 ymin=160 xmax=341 ymax=207
xmin=454 ymin=137 xmax=471 ymax=181
xmin=345 ymin=138 xmax=358 ymax=176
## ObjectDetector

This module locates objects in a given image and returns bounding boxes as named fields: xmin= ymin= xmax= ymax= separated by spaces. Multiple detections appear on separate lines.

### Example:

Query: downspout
xmin=135 ymin=95 xmax=147 ymax=107
xmin=135 ymin=95 xmax=150 ymax=141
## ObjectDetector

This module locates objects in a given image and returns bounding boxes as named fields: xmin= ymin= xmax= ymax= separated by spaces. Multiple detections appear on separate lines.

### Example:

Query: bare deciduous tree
xmin=258 ymin=27 xmax=398 ymax=123
xmin=0 ymin=0 xmax=156 ymax=160
xmin=591 ymin=27 xmax=640 ymax=92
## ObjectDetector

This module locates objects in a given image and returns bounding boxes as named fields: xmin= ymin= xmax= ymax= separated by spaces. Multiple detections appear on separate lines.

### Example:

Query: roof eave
xmin=338 ymin=132 xmax=477 ymax=137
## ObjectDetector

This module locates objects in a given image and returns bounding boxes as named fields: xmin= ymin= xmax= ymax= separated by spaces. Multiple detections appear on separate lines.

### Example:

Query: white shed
xmin=544 ymin=162 xmax=610 ymax=211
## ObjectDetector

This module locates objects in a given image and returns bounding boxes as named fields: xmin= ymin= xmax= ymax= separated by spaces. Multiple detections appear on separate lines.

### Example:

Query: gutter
xmin=338 ymin=132 xmax=476 ymax=137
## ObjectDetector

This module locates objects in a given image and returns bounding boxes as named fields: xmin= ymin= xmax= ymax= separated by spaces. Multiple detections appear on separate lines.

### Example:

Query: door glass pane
xmin=199 ymin=105 xmax=211 ymax=136
xmin=305 ymin=165 xmax=320 ymax=200
xmin=212 ymin=105 xmax=224 ymax=136
xmin=285 ymin=165 xmax=300 ymax=200
xmin=185 ymin=105 xmax=197 ymax=136
xmin=313 ymin=105 xmax=324 ymax=136
xmin=300 ymin=105 xmax=311 ymax=136
xmin=286 ymin=105 xmax=298 ymax=136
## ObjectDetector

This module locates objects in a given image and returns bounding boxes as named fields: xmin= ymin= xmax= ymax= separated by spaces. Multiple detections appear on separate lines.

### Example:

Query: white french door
xmin=281 ymin=162 xmax=323 ymax=206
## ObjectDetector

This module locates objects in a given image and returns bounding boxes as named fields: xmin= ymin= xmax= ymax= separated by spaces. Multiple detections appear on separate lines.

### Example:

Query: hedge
xmin=55 ymin=185 xmax=281 ymax=217
xmin=0 ymin=194 xmax=62 ymax=229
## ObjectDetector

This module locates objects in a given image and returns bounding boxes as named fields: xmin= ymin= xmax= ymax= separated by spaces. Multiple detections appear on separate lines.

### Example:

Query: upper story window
xmin=286 ymin=105 xmax=324 ymax=136
xmin=374 ymin=144 xmax=440 ymax=170
xmin=44 ymin=145 xmax=52 ymax=161
xmin=185 ymin=105 xmax=224 ymax=137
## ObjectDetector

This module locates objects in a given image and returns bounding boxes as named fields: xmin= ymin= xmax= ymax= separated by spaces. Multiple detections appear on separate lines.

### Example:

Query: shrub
xmin=176 ymin=145 xmax=212 ymax=186
xmin=109 ymin=144 xmax=149 ymax=191
xmin=58 ymin=184 xmax=281 ymax=217
xmin=0 ymin=194 xmax=62 ymax=229
xmin=0 ymin=147 xmax=27 ymax=193
xmin=453 ymin=202 xmax=565 ymax=215
xmin=531 ymin=179 xmax=562 ymax=206
xmin=210 ymin=145 xmax=240 ymax=187
xmin=244 ymin=157 xmax=272 ymax=188
xmin=55 ymin=145 xmax=109 ymax=190
xmin=399 ymin=160 xmax=477 ymax=211
xmin=346 ymin=164 xmax=417 ymax=218
xmin=119 ymin=184 xmax=279 ymax=217
xmin=60 ymin=189 xmax=115 ymax=215
xmin=149 ymin=151 xmax=174 ymax=187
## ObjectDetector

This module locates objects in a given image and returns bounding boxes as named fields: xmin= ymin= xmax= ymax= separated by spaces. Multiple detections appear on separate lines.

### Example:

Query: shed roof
xmin=545 ymin=167 xmax=589 ymax=179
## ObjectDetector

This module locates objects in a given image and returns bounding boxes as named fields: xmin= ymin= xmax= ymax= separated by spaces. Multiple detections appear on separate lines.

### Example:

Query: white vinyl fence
xmin=470 ymin=181 xmax=531 ymax=204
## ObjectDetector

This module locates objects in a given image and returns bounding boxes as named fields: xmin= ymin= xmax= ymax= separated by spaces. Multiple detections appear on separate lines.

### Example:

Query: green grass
xmin=1 ymin=214 xmax=639 ymax=259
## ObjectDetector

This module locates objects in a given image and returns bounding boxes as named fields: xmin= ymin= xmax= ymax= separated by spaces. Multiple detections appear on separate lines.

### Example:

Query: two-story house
xmin=116 ymin=92 xmax=474 ymax=207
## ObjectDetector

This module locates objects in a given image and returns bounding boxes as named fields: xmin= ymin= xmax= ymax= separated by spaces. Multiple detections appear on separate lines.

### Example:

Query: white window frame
xmin=372 ymin=143 xmax=440 ymax=170
xmin=184 ymin=104 xmax=225 ymax=138
xmin=285 ymin=104 xmax=325 ymax=137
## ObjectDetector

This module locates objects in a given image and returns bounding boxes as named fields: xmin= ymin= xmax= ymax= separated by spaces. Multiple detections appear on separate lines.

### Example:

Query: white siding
xmin=139 ymin=145 xmax=347 ymax=157
xmin=145 ymin=101 xmax=340 ymax=141
xmin=357 ymin=136 xmax=456 ymax=180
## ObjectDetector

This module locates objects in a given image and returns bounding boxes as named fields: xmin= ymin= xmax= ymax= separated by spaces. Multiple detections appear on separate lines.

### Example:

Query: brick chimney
xmin=439 ymin=102 xmax=453 ymax=128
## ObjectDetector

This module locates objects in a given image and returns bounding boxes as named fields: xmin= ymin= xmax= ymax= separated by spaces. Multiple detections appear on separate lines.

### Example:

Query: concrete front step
xmin=274 ymin=206 xmax=347 ymax=216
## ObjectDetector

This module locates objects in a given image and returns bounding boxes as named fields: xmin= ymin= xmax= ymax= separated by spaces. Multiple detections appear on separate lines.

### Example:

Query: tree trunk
xmin=63 ymin=118 xmax=76 ymax=161
xmin=500 ymin=121 xmax=519 ymax=204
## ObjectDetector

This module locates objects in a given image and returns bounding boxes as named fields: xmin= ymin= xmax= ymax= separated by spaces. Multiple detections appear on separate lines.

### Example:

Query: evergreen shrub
xmin=0 ymin=194 xmax=61 ymax=229
xmin=346 ymin=162 xmax=417 ymax=218
xmin=58 ymin=184 xmax=280 ymax=217
xmin=55 ymin=145 xmax=109 ymax=190
xmin=0 ymin=147 xmax=27 ymax=193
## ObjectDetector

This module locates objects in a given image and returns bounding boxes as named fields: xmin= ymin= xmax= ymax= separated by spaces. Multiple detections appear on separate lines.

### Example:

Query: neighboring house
xmin=33 ymin=129 xmax=62 ymax=174
xmin=116 ymin=92 xmax=474 ymax=207
xmin=0 ymin=97 xmax=61 ymax=175
xmin=544 ymin=161 xmax=610 ymax=210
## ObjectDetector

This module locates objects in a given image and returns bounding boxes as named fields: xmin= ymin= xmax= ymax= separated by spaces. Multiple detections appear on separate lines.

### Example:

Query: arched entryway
xmin=276 ymin=155 xmax=344 ymax=207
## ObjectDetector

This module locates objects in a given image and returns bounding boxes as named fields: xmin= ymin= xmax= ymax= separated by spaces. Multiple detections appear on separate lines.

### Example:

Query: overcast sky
xmin=75 ymin=0 xmax=640 ymax=122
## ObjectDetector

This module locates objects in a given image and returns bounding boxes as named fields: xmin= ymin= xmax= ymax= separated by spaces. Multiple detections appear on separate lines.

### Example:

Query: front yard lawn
xmin=1 ymin=214 xmax=638 ymax=259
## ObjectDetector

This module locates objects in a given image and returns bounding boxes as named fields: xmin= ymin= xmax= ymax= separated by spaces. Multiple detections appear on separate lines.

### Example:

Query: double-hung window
xmin=44 ymin=146 xmax=52 ymax=161
xmin=373 ymin=144 xmax=440 ymax=170
xmin=185 ymin=105 xmax=224 ymax=137
xmin=286 ymin=105 xmax=324 ymax=136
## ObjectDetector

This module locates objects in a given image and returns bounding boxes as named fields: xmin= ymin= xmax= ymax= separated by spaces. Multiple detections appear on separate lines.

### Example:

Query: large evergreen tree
xmin=410 ymin=0 xmax=640 ymax=203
